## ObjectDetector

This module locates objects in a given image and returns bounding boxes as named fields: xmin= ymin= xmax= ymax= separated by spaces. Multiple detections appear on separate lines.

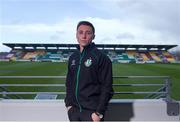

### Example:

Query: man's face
xmin=76 ymin=25 xmax=95 ymax=48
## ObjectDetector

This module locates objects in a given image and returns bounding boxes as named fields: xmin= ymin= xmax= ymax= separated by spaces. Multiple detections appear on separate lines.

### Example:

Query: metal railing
xmin=113 ymin=76 xmax=171 ymax=100
xmin=0 ymin=76 xmax=171 ymax=100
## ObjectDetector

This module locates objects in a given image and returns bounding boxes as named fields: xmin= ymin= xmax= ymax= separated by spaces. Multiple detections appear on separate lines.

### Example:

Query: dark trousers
xmin=67 ymin=106 xmax=96 ymax=121
xmin=68 ymin=107 xmax=104 ymax=121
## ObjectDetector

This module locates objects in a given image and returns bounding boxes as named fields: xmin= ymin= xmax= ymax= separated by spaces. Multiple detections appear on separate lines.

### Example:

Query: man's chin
xmin=81 ymin=43 xmax=90 ymax=47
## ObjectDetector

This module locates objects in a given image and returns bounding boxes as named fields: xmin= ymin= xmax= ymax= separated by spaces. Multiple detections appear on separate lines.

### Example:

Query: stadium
xmin=0 ymin=43 xmax=179 ymax=121
xmin=0 ymin=43 xmax=178 ymax=63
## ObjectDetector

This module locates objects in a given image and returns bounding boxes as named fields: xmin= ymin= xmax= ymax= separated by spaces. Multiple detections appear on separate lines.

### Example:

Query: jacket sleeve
xmin=96 ymin=55 xmax=113 ymax=114
xmin=64 ymin=59 xmax=73 ymax=107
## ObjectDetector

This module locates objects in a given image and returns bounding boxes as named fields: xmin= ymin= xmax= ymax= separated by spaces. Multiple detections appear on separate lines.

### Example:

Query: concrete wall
xmin=0 ymin=99 xmax=179 ymax=121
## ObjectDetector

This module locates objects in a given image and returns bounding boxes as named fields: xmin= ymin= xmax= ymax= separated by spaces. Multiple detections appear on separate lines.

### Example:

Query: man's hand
xmin=67 ymin=106 xmax=72 ymax=111
xmin=91 ymin=112 xmax=100 ymax=122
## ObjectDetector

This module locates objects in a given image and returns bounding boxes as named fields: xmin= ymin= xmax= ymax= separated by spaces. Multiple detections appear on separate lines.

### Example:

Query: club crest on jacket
xmin=84 ymin=58 xmax=92 ymax=67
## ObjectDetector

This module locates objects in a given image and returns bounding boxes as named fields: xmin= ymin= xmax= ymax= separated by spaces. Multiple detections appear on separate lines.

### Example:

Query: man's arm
xmin=96 ymin=56 xmax=113 ymax=115
xmin=64 ymin=59 xmax=73 ymax=108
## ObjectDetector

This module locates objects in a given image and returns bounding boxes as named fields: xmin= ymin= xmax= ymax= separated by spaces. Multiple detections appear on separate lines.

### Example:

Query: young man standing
xmin=65 ymin=21 xmax=113 ymax=121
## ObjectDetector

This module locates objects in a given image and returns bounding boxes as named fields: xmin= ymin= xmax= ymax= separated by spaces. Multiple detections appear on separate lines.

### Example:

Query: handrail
xmin=0 ymin=75 xmax=170 ymax=79
xmin=0 ymin=84 xmax=65 ymax=87
xmin=113 ymin=76 xmax=170 ymax=79
xmin=0 ymin=76 xmax=66 ymax=79
xmin=0 ymin=76 xmax=171 ymax=100
xmin=0 ymin=84 xmax=164 ymax=87
xmin=0 ymin=92 xmax=66 ymax=95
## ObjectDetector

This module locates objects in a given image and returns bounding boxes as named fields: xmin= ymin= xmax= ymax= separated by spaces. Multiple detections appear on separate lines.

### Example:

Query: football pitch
xmin=0 ymin=62 xmax=179 ymax=100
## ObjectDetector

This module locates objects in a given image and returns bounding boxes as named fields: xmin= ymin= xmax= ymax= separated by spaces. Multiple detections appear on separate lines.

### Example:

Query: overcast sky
xmin=0 ymin=0 xmax=180 ymax=51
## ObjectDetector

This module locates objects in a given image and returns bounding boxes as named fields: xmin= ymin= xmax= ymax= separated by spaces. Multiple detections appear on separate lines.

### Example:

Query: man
xmin=65 ymin=21 xmax=113 ymax=121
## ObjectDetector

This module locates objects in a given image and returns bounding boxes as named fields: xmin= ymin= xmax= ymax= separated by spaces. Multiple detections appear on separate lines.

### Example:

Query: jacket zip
xmin=75 ymin=49 xmax=85 ymax=112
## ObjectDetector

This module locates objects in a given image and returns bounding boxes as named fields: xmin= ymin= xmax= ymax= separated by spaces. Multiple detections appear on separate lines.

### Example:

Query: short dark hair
xmin=77 ymin=21 xmax=95 ymax=34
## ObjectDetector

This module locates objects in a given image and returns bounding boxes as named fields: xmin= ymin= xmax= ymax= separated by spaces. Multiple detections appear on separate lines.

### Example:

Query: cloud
xmin=87 ymin=0 xmax=180 ymax=49
xmin=0 ymin=0 xmax=179 ymax=51
xmin=0 ymin=16 xmax=179 ymax=45
xmin=1 ymin=23 xmax=64 ymax=33
xmin=0 ymin=18 xmax=77 ymax=44
xmin=115 ymin=0 xmax=180 ymax=40
xmin=116 ymin=32 xmax=135 ymax=40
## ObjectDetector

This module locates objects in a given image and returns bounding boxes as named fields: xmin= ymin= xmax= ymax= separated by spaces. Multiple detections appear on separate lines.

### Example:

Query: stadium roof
xmin=3 ymin=43 xmax=177 ymax=51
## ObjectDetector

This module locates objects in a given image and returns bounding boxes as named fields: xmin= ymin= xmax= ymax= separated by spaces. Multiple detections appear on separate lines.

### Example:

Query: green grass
xmin=0 ymin=62 xmax=179 ymax=100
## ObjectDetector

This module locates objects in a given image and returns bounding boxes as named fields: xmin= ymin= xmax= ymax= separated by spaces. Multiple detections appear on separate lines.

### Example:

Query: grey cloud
xmin=99 ymin=37 xmax=113 ymax=44
xmin=49 ymin=31 xmax=65 ymax=41
xmin=116 ymin=0 xmax=180 ymax=43
xmin=116 ymin=32 xmax=135 ymax=40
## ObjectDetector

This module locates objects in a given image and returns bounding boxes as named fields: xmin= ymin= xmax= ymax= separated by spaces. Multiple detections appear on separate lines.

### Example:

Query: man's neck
xmin=79 ymin=42 xmax=93 ymax=52
xmin=80 ymin=46 xmax=84 ymax=53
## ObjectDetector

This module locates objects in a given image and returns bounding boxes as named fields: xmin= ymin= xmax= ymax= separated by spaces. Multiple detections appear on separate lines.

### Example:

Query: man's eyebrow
xmin=78 ymin=30 xmax=92 ymax=32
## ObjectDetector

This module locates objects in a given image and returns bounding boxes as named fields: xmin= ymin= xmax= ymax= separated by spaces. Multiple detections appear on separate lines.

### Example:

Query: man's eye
xmin=78 ymin=31 xmax=92 ymax=35
xmin=87 ymin=32 xmax=92 ymax=35
xmin=79 ymin=31 xmax=83 ymax=34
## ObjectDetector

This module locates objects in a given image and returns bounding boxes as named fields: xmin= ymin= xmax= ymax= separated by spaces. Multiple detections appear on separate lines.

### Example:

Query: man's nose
xmin=82 ymin=33 xmax=87 ymax=39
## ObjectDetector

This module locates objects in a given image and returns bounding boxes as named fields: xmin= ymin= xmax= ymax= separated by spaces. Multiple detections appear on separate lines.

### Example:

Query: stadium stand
xmin=1 ymin=43 xmax=177 ymax=63
xmin=162 ymin=51 xmax=176 ymax=63
xmin=0 ymin=52 xmax=9 ymax=61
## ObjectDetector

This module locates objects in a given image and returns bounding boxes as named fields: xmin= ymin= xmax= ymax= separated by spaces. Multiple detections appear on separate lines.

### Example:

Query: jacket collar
xmin=76 ymin=42 xmax=95 ymax=52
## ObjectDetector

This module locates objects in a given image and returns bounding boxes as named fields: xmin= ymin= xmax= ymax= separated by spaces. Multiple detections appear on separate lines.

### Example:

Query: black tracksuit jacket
xmin=65 ymin=42 xmax=113 ymax=115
